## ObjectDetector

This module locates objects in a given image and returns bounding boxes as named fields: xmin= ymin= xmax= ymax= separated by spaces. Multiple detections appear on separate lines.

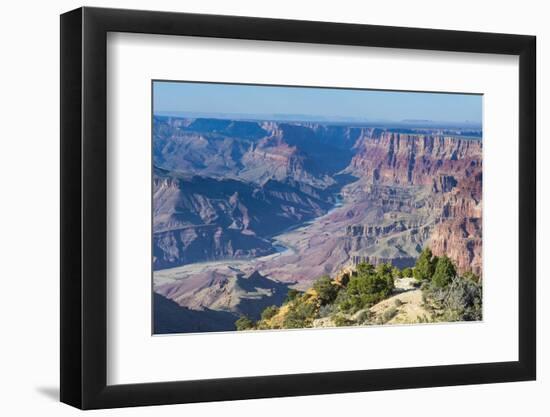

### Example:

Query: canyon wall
xmin=348 ymin=131 xmax=483 ymax=276
xmin=349 ymin=130 xmax=482 ymax=187
xmin=153 ymin=119 xmax=483 ymax=278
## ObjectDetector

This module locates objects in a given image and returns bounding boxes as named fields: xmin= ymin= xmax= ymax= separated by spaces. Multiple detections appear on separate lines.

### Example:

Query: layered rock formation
xmin=153 ymin=117 xmax=354 ymax=188
xmin=153 ymin=167 xmax=335 ymax=268
xmin=349 ymin=130 xmax=482 ymax=187
xmin=346 ymin=131 xmax=482 ymax=276
xmin=155 ymin=270 xmax=292 ymax=322
xmin=153 ymin=118 xmax=483 ymax=332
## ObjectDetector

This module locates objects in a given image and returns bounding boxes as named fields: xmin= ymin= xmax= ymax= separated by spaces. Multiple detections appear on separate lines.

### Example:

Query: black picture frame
xmin=60 ymin=6 xmax=536 ymax=410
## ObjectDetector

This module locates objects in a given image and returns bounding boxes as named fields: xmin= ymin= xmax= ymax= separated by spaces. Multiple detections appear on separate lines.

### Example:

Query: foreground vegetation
xmin=235 ymin=248 xmax=482 ymax=331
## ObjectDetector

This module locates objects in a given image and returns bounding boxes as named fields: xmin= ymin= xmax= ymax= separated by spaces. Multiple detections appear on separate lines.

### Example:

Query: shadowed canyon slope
xmin=153 ymin=117 xmax=482 ymax=331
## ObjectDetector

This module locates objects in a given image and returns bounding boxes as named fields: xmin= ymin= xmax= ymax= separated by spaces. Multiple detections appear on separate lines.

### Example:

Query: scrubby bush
xmin=356 ymin=310 xmax=372 ymax=325
xmin=318 ymin=303 xmax=335 ymax=318
xmin=357 ymin=262 xmax=375 ymax=276
xmin=283 ymin=297 xmax=317 ymax=328
xmin=261 ymin=305 xmax=279 ymax=321
xmin=444 ymin=277 xmax=482 ymax=321
xmin=312 ymin=275 xmax=339 ymax=306
xmin=421 ymin=289 xmax=429 ymax=305
xmin=402 ymin=267 xmax=413 ymax=278
xmin=462 ymin=271 xmax=480 ymax=283
xmin=235 ymin=316 xmax=255 ymax=331
xmin=336 ymin=262 xmax=394 ymax=313
xmin=392 ymin=266 xmax=402 ymax=279
xmin=333 ymin=314 xmax=354 ymax=327
xmin=284 ymin=289 xmax=300 ymax=303
xmin=381 ymin=306 xmax=398 ymax=323
xmin=416 ymin=314 xmax=434 ymax=324
xmin=394 ymin=298 xmax=404 ymax=307
xmin=423 ymin=274 xmax=482 ymax=322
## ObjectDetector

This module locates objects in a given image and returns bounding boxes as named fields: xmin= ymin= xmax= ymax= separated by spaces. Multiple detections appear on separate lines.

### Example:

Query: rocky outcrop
xmin=153 ymin=226 xmax=273 ymax=270
xmin=156 ymin=270 xmax=293 ymax=320
xmin=346 ymin=220 xmax=413 ymax=239
xmin=430 ymin=217 xmax=482 ymax=276
xmin=349 ymin=132 xmax=482 ymax=187
xmin=152 ymin=167 xmax=335 ymax=268
xmin=432 ymin=174 xmax=458 ymax=193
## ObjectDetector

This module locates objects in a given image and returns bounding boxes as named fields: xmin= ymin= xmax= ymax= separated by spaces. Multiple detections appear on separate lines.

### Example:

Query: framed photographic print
xmin=60 ymin=6 xmax=536 ymax=409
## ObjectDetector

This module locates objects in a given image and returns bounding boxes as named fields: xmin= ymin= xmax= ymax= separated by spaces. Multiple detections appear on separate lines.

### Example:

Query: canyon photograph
xmin=152 ymin=81 xmax=483 ymax=334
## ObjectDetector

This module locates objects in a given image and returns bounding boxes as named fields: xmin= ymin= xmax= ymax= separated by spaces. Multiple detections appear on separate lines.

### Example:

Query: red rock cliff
xmin=349 ymin=130 xmax=483 ymax=276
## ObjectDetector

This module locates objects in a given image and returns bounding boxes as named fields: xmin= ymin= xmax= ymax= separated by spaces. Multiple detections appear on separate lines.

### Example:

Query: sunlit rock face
xmin=347 ymin=130 xmax=482 ymax=276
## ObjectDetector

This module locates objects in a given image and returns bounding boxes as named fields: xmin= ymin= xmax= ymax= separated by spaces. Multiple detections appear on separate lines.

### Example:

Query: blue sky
xmin=153 ymin=81 xmax=482 ymax=124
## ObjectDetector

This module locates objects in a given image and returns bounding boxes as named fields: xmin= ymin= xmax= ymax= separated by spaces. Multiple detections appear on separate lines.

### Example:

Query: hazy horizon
xmin=153 ymin=80 xmax=483 ymax=125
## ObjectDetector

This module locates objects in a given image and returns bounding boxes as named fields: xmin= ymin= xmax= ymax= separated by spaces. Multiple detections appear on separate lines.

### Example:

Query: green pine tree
xmin=432 ymin=255 xmax=457 ymax=288
xmin=413 ymin=247 xmax=436 ymax=281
